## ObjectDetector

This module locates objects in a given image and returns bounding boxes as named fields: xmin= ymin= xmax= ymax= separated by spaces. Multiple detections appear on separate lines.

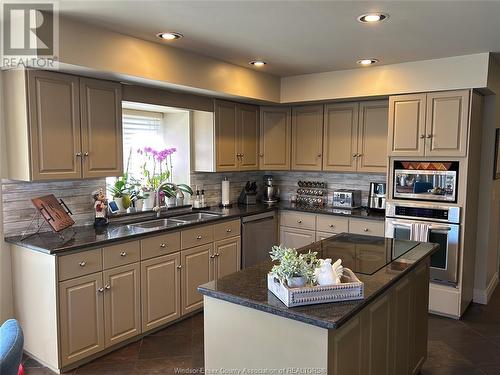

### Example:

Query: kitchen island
xmin=198 ymin=233 xmax=438 ymax=375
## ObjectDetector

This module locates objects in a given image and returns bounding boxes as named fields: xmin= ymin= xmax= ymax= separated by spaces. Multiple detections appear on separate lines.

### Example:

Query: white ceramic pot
xmin=166 ymin=197 xmax=177 ymax=207
xmin=286 ymin=276 xmax=307 ymax=288
xmin=143 ymin=195 xmax=155 ymax=210
xmin=114 ymin=197 xmax=126 ymax=213
xmin=135 ymin=199 xmax=144 ymax=212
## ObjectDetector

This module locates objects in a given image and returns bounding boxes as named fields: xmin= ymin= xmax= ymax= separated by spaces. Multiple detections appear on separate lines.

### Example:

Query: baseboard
xmin=473 ymin=272 xmax=499 ymax=304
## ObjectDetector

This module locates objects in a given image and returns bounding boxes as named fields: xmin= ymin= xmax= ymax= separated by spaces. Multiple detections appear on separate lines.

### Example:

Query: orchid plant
xmin=137 ymin=146 xmax=177 ymax=191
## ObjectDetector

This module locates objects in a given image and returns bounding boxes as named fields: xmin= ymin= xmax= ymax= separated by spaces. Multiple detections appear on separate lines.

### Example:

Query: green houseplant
xmin=107 ymin=175 xmax=131 ymax=212
xmin=269 ymin=245 xmax=319 ymax=288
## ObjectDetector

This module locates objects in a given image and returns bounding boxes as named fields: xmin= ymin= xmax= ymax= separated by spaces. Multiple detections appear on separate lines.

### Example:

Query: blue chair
xmin=0 ymin=319 xmax=24 ymax=375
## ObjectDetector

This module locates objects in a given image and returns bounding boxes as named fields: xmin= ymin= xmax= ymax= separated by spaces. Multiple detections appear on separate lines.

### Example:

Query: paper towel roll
xmin=221 ymin=178 xmax=230 ymax=206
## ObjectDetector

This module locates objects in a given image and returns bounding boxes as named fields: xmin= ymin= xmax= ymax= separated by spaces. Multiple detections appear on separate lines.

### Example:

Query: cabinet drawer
xmin=280 ymin=211 xmax=316 ymax=230
xmin=316 ymin=215 xmax=349 ymax=234
xmin=58 ymin=248 xmax=102 ymax=281
xmin=316 ymin=231 xmax=336 ymax=242
xmin=349 ymin=219 xmax=385 ymax=237
xmin=214 ymin=219 xmax=241 ymax=241
xmin=102 ymin=241 xmax=140 ymax=269
xmin=181 ymin=225 xmax=214 ymax=249
xmin=141 ymin=232 xmax=181 ymax=260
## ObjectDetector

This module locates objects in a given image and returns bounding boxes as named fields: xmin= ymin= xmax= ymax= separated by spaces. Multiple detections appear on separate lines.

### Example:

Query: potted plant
xmin=161 ymin=183 xmax=194 ymax=206
xmin=269 ymin=245 xmax=319 ymax=288
xmin=108 ymin=176 xmax=130 ymax=212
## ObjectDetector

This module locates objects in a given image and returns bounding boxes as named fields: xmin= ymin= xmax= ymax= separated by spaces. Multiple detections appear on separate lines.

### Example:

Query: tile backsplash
xmin=2 ymin=171 xmax=386 ymax=236
xmin=1 ymin=178 xmax=106 ymax=237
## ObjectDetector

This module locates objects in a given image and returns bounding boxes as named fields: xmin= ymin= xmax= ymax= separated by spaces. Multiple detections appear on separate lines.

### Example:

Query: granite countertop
xmin=278 ymin=202 xmax=385 ymax=221
xmin=198 ymin=233 xmax=437 ymax=330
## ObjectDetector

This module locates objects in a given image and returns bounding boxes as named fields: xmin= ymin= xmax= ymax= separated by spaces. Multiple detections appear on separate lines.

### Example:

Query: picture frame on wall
xmin=494 ymin=128 xmax=500 ymax=180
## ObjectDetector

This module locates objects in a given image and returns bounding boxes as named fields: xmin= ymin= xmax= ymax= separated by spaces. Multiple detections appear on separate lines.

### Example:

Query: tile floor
xmin=24 ymin=287 xmax=500 ymax=375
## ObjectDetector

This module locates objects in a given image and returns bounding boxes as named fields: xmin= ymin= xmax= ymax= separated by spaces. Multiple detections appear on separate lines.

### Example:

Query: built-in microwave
xmin=392 ymin=161 xmax=459 ymax=203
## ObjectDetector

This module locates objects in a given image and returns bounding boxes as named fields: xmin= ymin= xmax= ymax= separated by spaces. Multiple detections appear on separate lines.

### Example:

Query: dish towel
xmin=411 ymin=223 xmax=431 ymax=242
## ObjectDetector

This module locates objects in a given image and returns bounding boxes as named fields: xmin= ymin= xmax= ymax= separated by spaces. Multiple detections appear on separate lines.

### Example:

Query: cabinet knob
xmin=363 ymin=228 xmax=369 ymax=232
xmin=215 ymin=253 xmax=220 ymax=257
xmin=75 ymin=152 xmax=82 ymax=157
xmin=426 ymin=134 xmax=433 ymax=138
xmin=104 ymin=285 xmax=111 ymax=290
xmin=317 ymin=153 xmax=322 ymax=157
xmin=420 ymin=134 xmax=425 ymax=139
xmin=226 ymin=228 xmax=232 ymax=233
xmin=97 ymin=287 xmax=104 ymax=293
xmin=83 ymin=152 xmax=89 ymax=157
xmin=259 ymin=153 xmax=264 ymax=157
xmin=357 ymin=153 xmax=363 ymax=157
xmin=210 ymin=255 xmax=216 ymax=259
xmin=177 ymin=265 xmax=182 ymax=269
xmin=78 ymin=261 xmax=86 ymax=267
xmin=297 ymin=219 xmax=302 ymax=224
xmin=197 ymin=235 xmax=202 ymax=240
xmin=329 ymin=224 xmax=335 ymax=228
xmin=241 ymin=153 xmax=244 ymax=157
xmin=120 ymin=251 xmax=127 ymax=257
xmin=160 ymin=243 xmax=166 ymax=248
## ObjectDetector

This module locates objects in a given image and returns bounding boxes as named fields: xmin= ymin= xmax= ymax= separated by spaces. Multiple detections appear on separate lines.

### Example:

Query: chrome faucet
xmin=153 ymin=182 xmax=185 ymax=218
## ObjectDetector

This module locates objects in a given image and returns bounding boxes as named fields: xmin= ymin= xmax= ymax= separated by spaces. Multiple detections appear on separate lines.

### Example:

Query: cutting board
xmin=31 ymin=194 xmax=75 ymax=232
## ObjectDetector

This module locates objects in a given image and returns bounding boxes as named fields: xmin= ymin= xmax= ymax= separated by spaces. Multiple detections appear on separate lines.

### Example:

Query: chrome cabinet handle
xmin=241 ymin=153 xmax=244 ymax=158
xmin=426 ymin=134 xmax=433 ymax=138
xmin=317 ymin=153 xmax=322 ymax=157
xmin=177 ymin=265 xmax=182 ymax=269
xmin=160 ymin=243 xmax=166 ymax=248
xmin=329 ymin=224 xmax=335 ymax=228
xmin=353 ymin=154 xmax=357 ymax=158
xmin=215 ymin=253 xmax=220 ymax=257
xmin=357 ymin=153 xmax=363 ymax=157
xmin=104 ymin=285 xmax=111 ymax=290
xmin=78 ymin=261 xmax=86 ymax=267
xmin=210 ymin=255 xmax=216 ymax=259
xmin=120 ymin=251 xmax=127 ymax=257
xmin=97 ymin=287 xmax=104 ymax=293
xmin=297 ymin=220 xmax=302 ymax=224
xmin=420 ymin=134 xmax=426 ymax=139
xmin=197 ymin=235 xmax=202 ymax=240
xmin=363 ymin=228 xmax=369 ymax=232
xmin=226 ymin=228 xmax=232 ymax=233
xmin=83 ymin=152 xmax=89 ymax=156
xmin=259 ymin=153 xmax=264 ymax=157
xmin=76 ymin=152 xmax=82 ymax=157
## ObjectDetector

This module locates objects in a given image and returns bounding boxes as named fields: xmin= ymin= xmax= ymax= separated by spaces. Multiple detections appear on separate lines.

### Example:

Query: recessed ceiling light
xmin=357 ymin=13 xmax=389 ymax=23
xmin=156 ymin=32 xmax=183 ymax=40
xmin=249 ymin=60 xmax=266 ymax=67
xmin=357 ymin=59 xmax=379 ymax=66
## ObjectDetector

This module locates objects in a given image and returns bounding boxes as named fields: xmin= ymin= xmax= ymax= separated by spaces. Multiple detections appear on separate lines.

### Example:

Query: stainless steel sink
xmin=129 ymin=218 xmax=187 ymax=230
xmin=171 ymin=212 xmax=223 ymax=222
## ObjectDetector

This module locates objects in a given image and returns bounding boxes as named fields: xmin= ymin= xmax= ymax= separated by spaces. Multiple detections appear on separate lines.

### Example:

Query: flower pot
xmin=134 ymin=199 xmax=144 ymax=212
xmin=143 ymin=195 xmax=155 ymax=210
xmin=166 ymin=197 xmax=177 ymax=207
xmin=286 ymin=276 xmax=307 ymax=288
xmin=114 ymin=197 xmax=126 ymax=213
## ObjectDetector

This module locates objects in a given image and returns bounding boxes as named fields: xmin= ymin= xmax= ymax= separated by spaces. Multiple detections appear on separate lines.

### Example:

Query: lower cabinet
xmin=59 ymin=273 xmax=105 ymax=367
xmin=280 ymin=226 xmax=316 ymax=249
xmin=214 ymin=237 xmax=241 ymax=279
xmin=141 ymin=253 xmax=181 ymax=333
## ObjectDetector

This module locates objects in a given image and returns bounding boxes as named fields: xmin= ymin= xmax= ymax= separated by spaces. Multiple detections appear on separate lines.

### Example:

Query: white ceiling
xmin=59 ymin=1 xmax=500 ymax=77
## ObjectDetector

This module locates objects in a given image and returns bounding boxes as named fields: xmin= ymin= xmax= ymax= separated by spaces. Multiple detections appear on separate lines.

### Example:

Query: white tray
xmin=267 ymin=268 xmax=364 ymax=307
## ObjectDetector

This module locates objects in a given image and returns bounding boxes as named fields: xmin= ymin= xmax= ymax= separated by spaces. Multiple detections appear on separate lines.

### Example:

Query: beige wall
xmin=0 ymin=72 xmax=13 ymax=322
xmin=57 ymin=16 xmax=280 ymax=103
xmin=281 ymin=53 xmax=490 ymax=103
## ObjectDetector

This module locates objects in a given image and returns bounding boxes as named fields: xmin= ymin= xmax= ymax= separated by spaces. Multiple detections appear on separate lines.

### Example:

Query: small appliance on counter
xmin=262 ymin=175 xmax=279 ymax=203
xmin=332 ymin=189 xmax=362 ymax=209
xmin=368 ymin=182 xmax=387 ymax=211
xmin=238 ymin=181 xmax=257 ymax=205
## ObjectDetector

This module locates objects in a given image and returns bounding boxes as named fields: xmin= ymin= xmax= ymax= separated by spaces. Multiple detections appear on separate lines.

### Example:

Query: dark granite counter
xmin=198 ymin=233 xmax=437 ymax=330
xmin=278 ymin=202 xmax=385 ymax=221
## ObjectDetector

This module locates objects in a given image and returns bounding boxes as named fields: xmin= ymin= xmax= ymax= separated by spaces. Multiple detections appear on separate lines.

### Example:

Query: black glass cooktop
xmin=310 ymin=233 xmax=420 ymax=275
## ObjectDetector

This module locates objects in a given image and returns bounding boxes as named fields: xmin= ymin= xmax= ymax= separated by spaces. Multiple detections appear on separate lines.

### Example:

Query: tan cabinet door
xmin=214 ymin=237 xmax=241 ymax=280
xmin=181 ymin=243 xmax=214 ymax=315
xmin=425 ymin=90 xmax=469 ymax=157
xmin=238 ymin=104 xmax=259 ymax=171
xmin=80 ymin=78 xmax=123 ymax=178
xmin=392 ymin=276 xmax=413 ymax=375
xmin=411 ymin=262 xmax=430 ymax=373
xmin=259 ymin=106 xmax=291 ymax=170
xmin=279 ymin=227 xmax=315 ymax=249
xmin=27 ymin=70 xmax=82 ymax=180
xmin=215 ymin=100 xmax=238 ymax=171
xmin=59 ymin=273 xmax=104 ymax=367
xmin=141 ymin=253 xmax=181 ymax=332
xmin=291 ymin=105 xmax=323 ymax=171
xmin=357 ymin=101 xmax=389 ymax=173
xmin=388 ymin=94 xmax=426 ymax=157
xmin=103 ymin=263 xmax=141 ymax=347
xmin=323 ymin=103 xmax=358 ymax=172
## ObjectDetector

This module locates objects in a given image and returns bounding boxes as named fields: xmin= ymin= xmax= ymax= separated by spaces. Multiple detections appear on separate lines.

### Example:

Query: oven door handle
xmin=428 ymin=225 xmax=452 ymax=231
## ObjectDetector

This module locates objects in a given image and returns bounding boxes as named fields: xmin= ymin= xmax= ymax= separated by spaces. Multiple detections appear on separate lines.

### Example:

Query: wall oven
xmin=385 ymin=201 xmax=460 ymax=285
xmin=392 ymin=161 xmax=459 ymax=203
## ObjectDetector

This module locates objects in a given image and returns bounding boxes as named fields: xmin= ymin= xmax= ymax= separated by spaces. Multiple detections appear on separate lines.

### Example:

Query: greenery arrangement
xmin=269 ymin=245 xmax=319 ymax=286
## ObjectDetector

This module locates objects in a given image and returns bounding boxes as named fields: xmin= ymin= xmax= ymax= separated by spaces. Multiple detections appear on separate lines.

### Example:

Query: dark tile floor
xmin=24 ymin=287 xmax=500 ymax=375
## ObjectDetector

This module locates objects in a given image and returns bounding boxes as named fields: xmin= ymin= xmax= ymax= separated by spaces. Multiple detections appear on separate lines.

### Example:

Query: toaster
xmin=332 ymin=189 xmax=362 ymax=209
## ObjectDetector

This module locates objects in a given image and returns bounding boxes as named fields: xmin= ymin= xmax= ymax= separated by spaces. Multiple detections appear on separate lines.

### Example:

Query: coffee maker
xmin=368 ymin=182 xmax=386 ymax=211
xmin=262 ymin=175 xmax=279 ymax=203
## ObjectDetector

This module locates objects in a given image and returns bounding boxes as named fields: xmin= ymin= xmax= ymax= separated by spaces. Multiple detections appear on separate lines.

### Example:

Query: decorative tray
xmin=267 ymin=268 xmax=364 ymax=307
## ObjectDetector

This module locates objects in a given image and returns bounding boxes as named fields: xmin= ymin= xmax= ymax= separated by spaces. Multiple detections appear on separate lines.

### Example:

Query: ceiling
xmin=59 ymin=1 xmax=500 ymax=77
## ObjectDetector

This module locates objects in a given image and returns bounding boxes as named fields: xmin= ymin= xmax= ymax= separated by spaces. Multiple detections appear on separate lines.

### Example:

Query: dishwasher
xmin=241 ymin=211 xmax=278 ymax=268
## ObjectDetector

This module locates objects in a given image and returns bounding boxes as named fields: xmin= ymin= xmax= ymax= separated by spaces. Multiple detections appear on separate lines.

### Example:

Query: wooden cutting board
xmin=31 ymin=194 xmax=75 ymax=232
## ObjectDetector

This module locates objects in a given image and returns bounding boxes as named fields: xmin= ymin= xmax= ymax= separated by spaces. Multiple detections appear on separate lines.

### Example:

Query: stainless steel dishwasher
xmin=241 ymin=211 xmax=278 ymax=268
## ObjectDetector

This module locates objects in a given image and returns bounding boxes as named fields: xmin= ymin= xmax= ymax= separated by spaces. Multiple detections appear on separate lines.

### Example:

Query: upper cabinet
xmin=3 ymin=69 xmax=123 ymax=181
xmin=194 ymin=100 xmax=259 ymax=172
xmin=323 ymin=101 xmax=388 ymax=173
xmin=388 ymin=90 xmax=470 ymax=157
xmin=291 ymin=105 xmax=324 ymax=171
xmin=259 ymin=106 xmax=291 ymax=171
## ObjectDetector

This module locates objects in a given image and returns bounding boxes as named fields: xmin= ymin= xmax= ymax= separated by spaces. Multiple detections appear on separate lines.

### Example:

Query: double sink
xmin=129 ymin=211 xmax=224 ymax=230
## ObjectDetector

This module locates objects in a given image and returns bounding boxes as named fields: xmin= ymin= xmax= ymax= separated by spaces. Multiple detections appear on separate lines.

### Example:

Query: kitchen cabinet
xmin=291 ymin=105 xmax=323 ymax=171
xmin=3 ymin=69 xmax=123 ymax=181
xmin=59 ymin=273 xmax=104 ymax=367
xmin=323 ymin=100 xmax=388 ymax=173
xmin=103 ymin=263 xmax=141 ymax=347
xmin=181 ymin=243 xmax=214 ymax=315
xmin=280 ymin=227 xmax=316 ymax=249
xmin=141 ymin=253 xmax=181 ymax=332
xmin=214 ymin=237 xmax=241 ymax=279
xmin=388 ymin=90 xmax=470 ymax=157
xmin=259 ymin=106 xmax=292 ymax=170
xmin=213 ymin=100 xmax=259 ymax=172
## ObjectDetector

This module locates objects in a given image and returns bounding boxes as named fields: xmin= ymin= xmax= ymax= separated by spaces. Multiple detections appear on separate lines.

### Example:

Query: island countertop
xmin=198 ymin=233 xmax=438 ymax=329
